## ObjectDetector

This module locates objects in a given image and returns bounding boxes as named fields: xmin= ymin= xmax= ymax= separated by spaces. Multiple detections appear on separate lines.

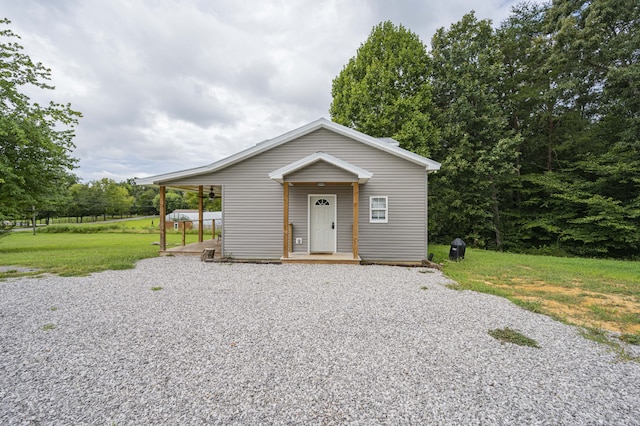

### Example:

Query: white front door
xmin=309 ymin=195 xmax=336 ymax=253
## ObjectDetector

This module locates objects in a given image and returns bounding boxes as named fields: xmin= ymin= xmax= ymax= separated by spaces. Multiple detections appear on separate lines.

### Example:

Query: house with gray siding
xmin=136 ymin=118 xmax=441 ymax=264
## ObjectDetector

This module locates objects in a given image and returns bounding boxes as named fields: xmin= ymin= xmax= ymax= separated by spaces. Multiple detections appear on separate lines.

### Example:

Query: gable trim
xmin=269 ymin=152 xmax=372 ymax=184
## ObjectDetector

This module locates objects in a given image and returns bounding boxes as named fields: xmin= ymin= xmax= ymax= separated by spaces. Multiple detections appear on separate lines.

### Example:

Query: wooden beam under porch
xmin=160 ymin=241 xmax=360 ymax=264
xmin=281 ymin=252 xmax=361 ymax=265
xmin=160 ymin=239 xmax=220 ymax=257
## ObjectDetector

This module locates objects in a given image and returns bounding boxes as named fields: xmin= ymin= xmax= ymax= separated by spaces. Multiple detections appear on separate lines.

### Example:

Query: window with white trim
xmin=369 ymin=196 xmax=388 ymax=223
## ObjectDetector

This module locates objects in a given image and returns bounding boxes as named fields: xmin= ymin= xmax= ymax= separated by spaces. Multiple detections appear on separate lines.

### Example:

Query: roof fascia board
xmin=320 ymin=120 xmax=441 ymax=170
xmin=135 ymin=164 xmax=213 ymax=185
xmin=136 ymin=120 xmax=330 ymax=185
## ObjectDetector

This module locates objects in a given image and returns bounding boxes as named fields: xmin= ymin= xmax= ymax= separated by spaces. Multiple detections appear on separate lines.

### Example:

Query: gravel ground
xmin=0 ymin=257 xmax=638 ymax=425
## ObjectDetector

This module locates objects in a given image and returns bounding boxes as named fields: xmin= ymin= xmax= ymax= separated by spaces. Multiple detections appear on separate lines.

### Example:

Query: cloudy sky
xmin=4 ymin=0 xmax=537 ymax=182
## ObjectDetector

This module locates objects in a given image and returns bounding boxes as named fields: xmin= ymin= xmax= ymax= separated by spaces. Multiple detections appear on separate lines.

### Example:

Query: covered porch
xmin=156 ymin=182 xmax=363 ymax=264
xmin=157 ymin=184 xmax=222 ymax=253
xmin=271 ymin=152 xmax=371 ymax=264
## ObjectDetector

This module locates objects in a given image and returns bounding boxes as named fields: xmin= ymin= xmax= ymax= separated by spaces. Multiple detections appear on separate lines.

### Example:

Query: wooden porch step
xmin=281 ymin=253 xmax=361 ymax=265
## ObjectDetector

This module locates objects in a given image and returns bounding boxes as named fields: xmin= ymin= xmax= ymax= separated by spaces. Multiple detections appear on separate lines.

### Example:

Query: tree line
xmin=15 ymin=178 xmax=220 ymax=224
xmin=330 ymin=0 xmax=639 ymax=258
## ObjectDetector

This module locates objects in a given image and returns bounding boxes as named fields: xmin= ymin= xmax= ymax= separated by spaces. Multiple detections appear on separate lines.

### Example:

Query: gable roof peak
xmin=269 ymin=151 xmax=373 ymax=184
xmin=136 ymin=118 xmax=440 ymax=186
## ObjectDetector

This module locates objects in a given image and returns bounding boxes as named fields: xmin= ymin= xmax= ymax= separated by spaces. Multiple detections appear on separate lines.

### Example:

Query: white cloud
xmin=2 ymin=0 xmax=546 ymax=182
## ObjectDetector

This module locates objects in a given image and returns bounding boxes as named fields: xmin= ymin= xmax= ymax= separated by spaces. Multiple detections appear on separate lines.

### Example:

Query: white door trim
xmin=307 ymin=194 xmax=337 ymax=253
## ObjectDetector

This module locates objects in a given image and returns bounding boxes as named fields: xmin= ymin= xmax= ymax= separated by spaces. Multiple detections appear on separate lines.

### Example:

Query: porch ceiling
xmin=149 ymin=184 xmax=222 ymax=195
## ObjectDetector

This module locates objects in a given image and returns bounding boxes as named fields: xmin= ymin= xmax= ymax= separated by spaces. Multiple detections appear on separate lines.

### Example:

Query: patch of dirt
xmin=498 ymin=281 xmax=639 ymax=334
xmin=517 ymin=265 xmax=533 ymax=270
xmin=509 ymin=277 xmax=551 ymax=287
xmin=540 ymin=299 xmax=640 ymax=334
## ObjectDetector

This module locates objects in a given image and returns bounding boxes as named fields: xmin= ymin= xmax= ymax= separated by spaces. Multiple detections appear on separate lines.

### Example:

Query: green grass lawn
xmin=0 ymin=231 xmax=199 ymax=277
xmin=430 ymin=245 xmax=640 ymax=339
xmin=44 ymin=215 xmax=149 ymax=225
xmin=119 ymin=216 xmax=161 ymax=229
xmin=37 ymin=216 xmax=219 ymax=236
xmin=36 ymin=216 xmax=161 ymax=233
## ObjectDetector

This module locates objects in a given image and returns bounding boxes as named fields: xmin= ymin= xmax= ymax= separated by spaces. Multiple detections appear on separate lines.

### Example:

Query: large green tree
xmin=496 ymin=1 xmax=568 ymax=249
xmin=429 ymin=12 xmax=521 ymax=250
xmin=0 ymin=18 xmax=80 ymax=221
xmin=153 ymin=190 xmax=187 ymax=214
xmin=184 ymin=191 xmax=220 ymax=211
xmin=95 ymin=178 xmax=134 ymax=218
xmin=330 ymin=21 xmax=438 ymax=156
xmin=127 ymin=178 xmax=159 ymax=215
xmin=67 ymin=183 xmax=99 ymax=221
xmin=531 ymin=0 xmax=640 ymax=256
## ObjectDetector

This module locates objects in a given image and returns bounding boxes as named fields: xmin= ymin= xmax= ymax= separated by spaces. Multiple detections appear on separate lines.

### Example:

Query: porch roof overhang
xmin=268 ymin=152 xmax=373 ymax=184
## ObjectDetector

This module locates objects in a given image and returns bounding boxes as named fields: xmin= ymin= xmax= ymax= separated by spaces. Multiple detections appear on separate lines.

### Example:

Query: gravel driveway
xmin=1 ymin=257 xmax=638 ymax=424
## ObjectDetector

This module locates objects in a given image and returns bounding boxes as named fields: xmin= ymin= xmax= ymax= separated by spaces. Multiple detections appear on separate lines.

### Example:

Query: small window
xmin=173 ymin=222 xmax=179 ymax=230
xmin=315 ymin=198 xmax=330 ymax=206
xmin=370 ymin=196 xmax=388 ymax=223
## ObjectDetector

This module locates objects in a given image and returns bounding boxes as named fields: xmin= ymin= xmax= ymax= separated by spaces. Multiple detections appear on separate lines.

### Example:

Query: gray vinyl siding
xmin=164 ymin=128 xmax=427 ymax=261
xmin=166 ymin=159 xmax=284 ymax=259
xmin=285 ymin=161 xmax=357 ymax=183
